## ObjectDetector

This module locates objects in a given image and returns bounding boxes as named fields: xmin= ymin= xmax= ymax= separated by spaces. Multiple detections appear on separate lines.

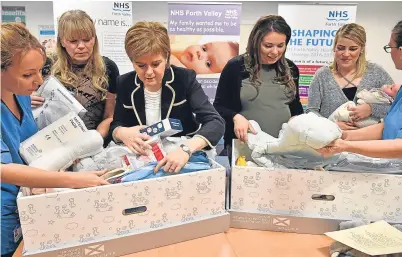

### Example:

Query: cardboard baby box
xmin=16 ymin=159 xmax=229 ymax=256
xmin=229 ymin=139 xmax=402 ymax=235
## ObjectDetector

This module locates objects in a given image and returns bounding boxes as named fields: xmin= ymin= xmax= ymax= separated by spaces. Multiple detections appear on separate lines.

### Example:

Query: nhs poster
xmin=278 ymin=4 xmax=357 ymax=109
xmin=168 ymin=2 xmax=242 ymax=103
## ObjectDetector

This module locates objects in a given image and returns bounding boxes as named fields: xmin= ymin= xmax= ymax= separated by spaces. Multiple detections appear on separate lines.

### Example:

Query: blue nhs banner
xmin=327 ymin=10 xmax=350 ymax=22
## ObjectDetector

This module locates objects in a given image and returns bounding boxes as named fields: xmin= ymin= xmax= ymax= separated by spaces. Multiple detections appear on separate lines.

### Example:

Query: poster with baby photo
xmin=168 ymin=2 xmax=242 ymax=103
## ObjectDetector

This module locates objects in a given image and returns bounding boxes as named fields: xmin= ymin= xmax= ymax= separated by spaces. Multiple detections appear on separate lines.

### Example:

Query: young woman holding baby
xmin=318 ymin=20 xmax=402 ymax=158
xmin=307 ymin=23 xmax=394 ymax=130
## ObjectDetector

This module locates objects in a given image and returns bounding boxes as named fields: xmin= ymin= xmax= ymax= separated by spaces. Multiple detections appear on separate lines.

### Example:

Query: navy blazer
xmin=109 ymin=65 xmax=225 ymax=147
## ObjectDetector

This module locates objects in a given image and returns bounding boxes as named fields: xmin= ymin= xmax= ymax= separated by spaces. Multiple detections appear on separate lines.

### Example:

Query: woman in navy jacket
xmin=110 ymin=21 xmax=224 ymax=173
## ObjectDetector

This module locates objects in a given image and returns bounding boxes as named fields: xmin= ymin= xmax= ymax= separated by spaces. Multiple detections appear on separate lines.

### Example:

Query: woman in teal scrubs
xmin=318 ymin=20 xmax=402 ymax=158
xmin=1 ymin=23 xmax=109 ymax=257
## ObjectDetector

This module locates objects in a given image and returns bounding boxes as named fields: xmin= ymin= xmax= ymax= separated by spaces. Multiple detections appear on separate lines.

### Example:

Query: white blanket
xmin=246 ymin=114 xmax=402 ymax=174
xmin=328 ymin=89 xmax=392 ymax=128
xmin=248 ymin=113 xmax=342 ymax=169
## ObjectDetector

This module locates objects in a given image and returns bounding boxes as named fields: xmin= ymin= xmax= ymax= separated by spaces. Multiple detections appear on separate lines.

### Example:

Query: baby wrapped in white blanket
xmin=246 ymin=112 xmax=402 ymax=173
xmin=329 ymin=84 xmax=400 ymax=128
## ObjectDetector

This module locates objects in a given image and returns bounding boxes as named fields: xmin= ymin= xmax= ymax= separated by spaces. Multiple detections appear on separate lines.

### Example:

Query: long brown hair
xmin=245 ymin=15 xmax=296 ymax=101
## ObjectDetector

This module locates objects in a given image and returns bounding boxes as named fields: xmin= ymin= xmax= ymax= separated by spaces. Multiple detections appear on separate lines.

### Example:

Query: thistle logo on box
xmin=272 ymin=217 xmax=290 ymax=227
xmin=83 ymin=244 xmax=115 ymax=256
xmin=84 ymin=244 xmax=104 ymax=256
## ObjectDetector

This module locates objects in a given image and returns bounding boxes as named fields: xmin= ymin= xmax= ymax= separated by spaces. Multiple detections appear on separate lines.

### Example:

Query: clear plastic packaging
xmin=325 ymin=153 xmax=402 ymax=174
xmin=32 ymin=76 xmax=87 ymax=129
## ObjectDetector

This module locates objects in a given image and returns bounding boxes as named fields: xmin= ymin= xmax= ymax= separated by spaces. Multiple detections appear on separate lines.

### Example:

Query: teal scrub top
xmin=382 ymin=86 xmax=402 ymax=140
xmin=1 ymin=95 xmax=38 ymax=254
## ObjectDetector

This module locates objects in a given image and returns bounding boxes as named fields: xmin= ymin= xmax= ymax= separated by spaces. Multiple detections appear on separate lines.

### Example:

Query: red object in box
xmin=152 ymin=143 xmax=165 ymax=161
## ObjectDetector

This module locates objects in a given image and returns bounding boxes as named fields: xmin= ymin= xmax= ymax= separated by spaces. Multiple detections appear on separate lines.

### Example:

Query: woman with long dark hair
xmin=213 ymin=15 xmax=303 ymax=162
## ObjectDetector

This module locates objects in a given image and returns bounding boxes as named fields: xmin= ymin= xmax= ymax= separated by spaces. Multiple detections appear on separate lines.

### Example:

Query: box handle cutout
xmin=122 ymin=206 xmax=147 ymax=216
xmin=311 ymin=194 xmax=335 ymax=201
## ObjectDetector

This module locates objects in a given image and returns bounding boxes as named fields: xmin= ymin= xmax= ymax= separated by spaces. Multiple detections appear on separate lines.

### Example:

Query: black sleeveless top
xmin=342 ymin=87 xmax=357 ymax=101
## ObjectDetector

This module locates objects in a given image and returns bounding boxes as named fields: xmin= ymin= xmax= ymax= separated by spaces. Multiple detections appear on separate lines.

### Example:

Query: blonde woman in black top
xmin=32 ymin=10 xmax=119 ymax=139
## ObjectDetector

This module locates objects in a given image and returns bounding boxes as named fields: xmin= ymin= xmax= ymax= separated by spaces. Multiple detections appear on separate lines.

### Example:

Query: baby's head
xmin=381 ymin=84 xmax=401 ymax=98
xmin=180 ymin=41 xmax=239 ymax=74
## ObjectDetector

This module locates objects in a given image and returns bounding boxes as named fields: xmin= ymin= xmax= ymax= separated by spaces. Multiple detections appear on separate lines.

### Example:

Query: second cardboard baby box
xmin=229 ymin=139 xmax=402 ymax=234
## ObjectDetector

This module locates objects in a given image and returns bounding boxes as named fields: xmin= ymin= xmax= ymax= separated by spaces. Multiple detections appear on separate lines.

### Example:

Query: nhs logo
xmin=112 ymin=2 xmax=131 ymax=12
xmin=327 ymin=10 xmax=349 ymax=21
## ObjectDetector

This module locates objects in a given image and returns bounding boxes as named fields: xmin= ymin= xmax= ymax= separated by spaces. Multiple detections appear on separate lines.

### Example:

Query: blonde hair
xmin=125 ymin=21 xmax=170 ymax=63
xmin=52 ymin=10 xmax=108 ymax=97
xmin=330 ymin=23 xmax=367 ymax=79
xmin=1 ymin=22 xmax=46 ymax=71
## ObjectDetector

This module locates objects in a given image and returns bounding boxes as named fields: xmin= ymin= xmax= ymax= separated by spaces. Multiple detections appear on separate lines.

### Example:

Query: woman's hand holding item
xmin=67 ymin=170 xmax=110 ymax=188
xmin=154 ymin=147 xmax=190 ymax=173
xmin=153 ymin=136 xmax=207 ymax=174
xmin=233 ymin=114 xmax=257 ymax=143
xmin=316 ymin=139 xmax=347 ymax=157
xmin=337 ymin=121 xmax=358 ymax=130
xmin=348 ymin=103 xmax=372 ymax=121
xmin=31 ymin=93 xmax=45 ymax=107
xmin=115 ymin=126 xmax=152 ymax=155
